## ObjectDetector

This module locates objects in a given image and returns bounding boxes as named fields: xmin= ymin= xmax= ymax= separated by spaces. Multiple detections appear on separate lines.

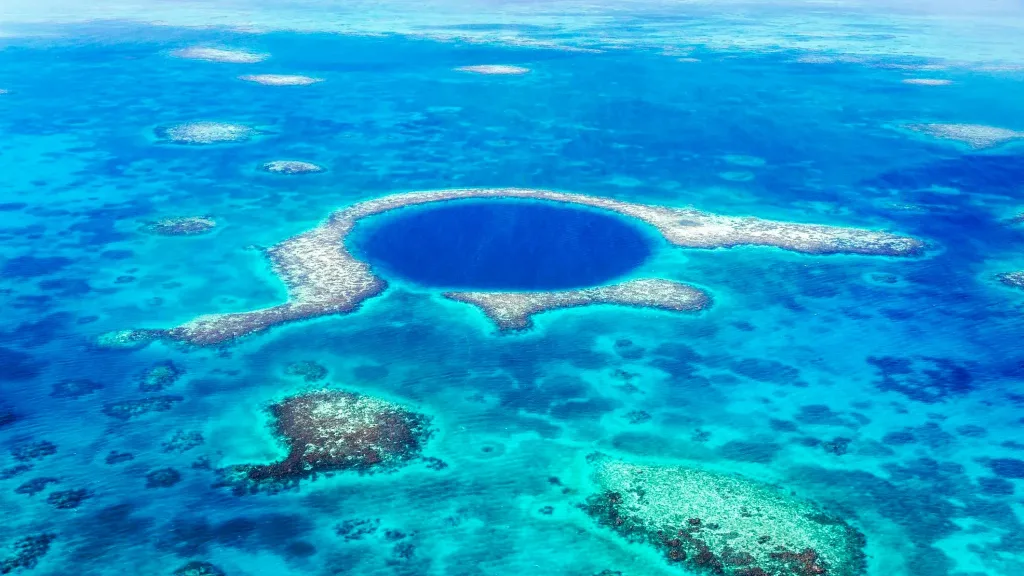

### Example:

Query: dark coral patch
xmin=284 ymin=360 xmax=327 ymax=382
xmin=11 ymin=441 xmax=57 ymax=462
xmin=0 ymin=534 xmax=55 ymax=573
xmin=217 ymin=389 xmax=431 ymax=494
xmin=51 ymin=378 xmax=104 ymax=399
xmin=985 ymin=458 xmax=1024 ymax=479
xmin=867 ymin=356 xmax=974 ymax=403
xmin=14 ymin=477 xmax=59 ymax=497
xmin=0 ymin=347 xmax=43 ymax=382
xmin=48 ymin=488 xmax=92 ymax=509
xmin=1 ymin=255 xmax=72 ymax=278
xmin=162 ymin=431 xmax=204 ymax=453
xmin=978 ymin=477 xmax=1015 ymax=496
xmin=146 ymin=468 xmax=183 ymax=488
xmin=105 ymin=451 xmax=134 ymax=465
xmin=102 ymin=395 xmax=183 ymax=420
xmin=173 ymin=561 xmax=226 ymax=576
xmin=139 ymin=361 xmax=185 ymax=392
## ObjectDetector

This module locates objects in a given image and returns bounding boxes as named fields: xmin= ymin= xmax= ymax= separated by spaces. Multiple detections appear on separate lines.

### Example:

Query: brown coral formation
xmin=141 ymin=188 xmax=919 ymax=346
xmin=445 ymin=278 xmax=709 ymax=330
xmin=218 ymin=390 xmax=431 ymax=494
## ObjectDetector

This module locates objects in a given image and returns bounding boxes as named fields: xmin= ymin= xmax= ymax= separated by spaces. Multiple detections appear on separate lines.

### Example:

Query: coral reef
xmin=162 ymin=430 xmax=204 ymax=453
xmin=867 ymin=356 xmax=974 ymax=404
xmin=47 ymin=488 xmax=92 ymax=509
xmin=11 ymin=441 xmax=57 ymax=462
xmin=261 ymin=160 xmax=324 ymax=174
xmin=0 ymin=409 xmax=19 ymax=429
xmin=997 ymin=271 xmax=1024 ymax=290
xmin=173 ymin=560 xmax=226 ymax=576
xmin=216 ymin=390 xmax=431 ymax=494
xmin=139 ymin=361 xmax=185 ymax=392
xmin=445 ymin=278 xmax=710 ymax=330
xmin=284 ymin=360 xmax=328 ymax=382
xmin=142 ymin=217 xmax=216 ymax=236
xmin=582 ymin=455 xmax=866 ymax=576
xmin=14 ymin=477 xmax=59 ymax=496
xmin=455 ymin=65 xmax=530 ymax=75
xmin=171 ymin=47 xmax=267 ymax=63
xmin=95 ymin=329 xmax=161 ymax=349
xmin=156 ymin=122 xmax=255 ymax=145
xmin=334 ymin=518 xmax=381 ymax=541
xmin=104 ymin=451 xmax=134 ymax=465
xmin=146 ymin=468 xmax=183 ymax=488
xmin=0 ymin=534 xmax=55 ymax=574
xmin=136 ymin=188 xmax=920 ymax=345
xmin=241 ymin=74 xmax=321 ymax=86
xmin=102 ymin=395 xmax=183 ymax=420
xmin=51 ymin=378 xmax=103 ymax=399
xmin=904 ymin=123 xmax=1024 ymax=149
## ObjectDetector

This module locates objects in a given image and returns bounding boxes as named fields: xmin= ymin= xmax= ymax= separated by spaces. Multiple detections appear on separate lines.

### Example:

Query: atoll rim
xmin=239 ymin=74 xmax=322 ymax=86
xmin=455 ymin=65 xmax=531 ymax=75
xmin=170 ymin=47 xmax=267 ymax=63
xmin=217 ymin=389 xmax=433 ymax=494
xmin=141 ymin=216 xmax=216 ymax=236
xmin=904 ymin=123 xmax=1024 ymax=149
xmin=156 ymin=122 xmax=256 ymax=145
xmin=582 ymin=455 xmax=867 ymax=576
xmin=261 ymin=160 xmax=325 ymax=174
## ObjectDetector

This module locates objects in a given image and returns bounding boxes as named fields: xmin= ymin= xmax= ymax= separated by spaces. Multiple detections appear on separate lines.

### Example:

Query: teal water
xmin=1 ymin=16 xmax=1024 ymax=576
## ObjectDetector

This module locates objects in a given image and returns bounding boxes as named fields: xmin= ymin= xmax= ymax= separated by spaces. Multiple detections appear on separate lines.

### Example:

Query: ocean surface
xmin=1 ymin=4 xmax=1024 ymax=576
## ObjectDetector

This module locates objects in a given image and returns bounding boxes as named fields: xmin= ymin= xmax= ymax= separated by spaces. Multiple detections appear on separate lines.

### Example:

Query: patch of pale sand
xmin=905 ymin=123 xmax=1024 ymax=149
xmin=239 ymin=74 xmax=322 ymax=86
xmin=171 ymin=47 xmax=267 ymax=64
xmin=902 ymin=78 xmax=953 ymax=86
xmin=158 ymin=122 xmax=256 ymax=145
xmin=455 ymin=65 xmax=530 ymax=75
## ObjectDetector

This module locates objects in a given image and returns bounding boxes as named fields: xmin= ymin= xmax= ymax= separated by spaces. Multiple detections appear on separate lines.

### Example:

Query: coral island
xmin=582 ymin=456 xmax=866 ymax=576
xmin=262 ymin=160 xmax=324 ymax=174
xmin=455 ymin=65 xmax=530 ymax=75
xmin=134 ymin=188 xmax=920 ymax=345
xmin=216 ymin=389 xmax=432 ymax=494
xmin=0 ymin=534 xmax=55 ymax=574
xmin=445 ymin=278 xmax=710 ymax=330
xmin=240 ymin=74 xmax=321 ymax=86
xmin=156 ymin=122 xmax=256 ymax=145
xmin=142 ymin=217 xmax=216 ymax=236
xmin=904 ymin=123 xmax=1024 ymax=149
xmin=171 ymin=47 xmax=267 ymax=63
xmin=997 ymin=271 xmax=1024 ymax=290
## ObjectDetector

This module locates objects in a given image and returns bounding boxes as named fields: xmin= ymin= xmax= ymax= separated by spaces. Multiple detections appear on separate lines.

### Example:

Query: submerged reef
xmin=217 ymin=390 xmax=431 ymax=494
xmin=11 ymin=441 xmax=56 ymax=462
xmin=445 ymin=278 xmax=709 ymax=330
xmin=901 ymin=79 xmax=952 ymax=86
xmin=139 ymin=188 xmax=920 ymax=346
xmin=155 ymin=122 xmax=256 ymax=145
xmin=139 ymin=361 xmax=185 ymax=392
xmin=102 ymin=395 xmax=183 ymax=420
xmin=142 ymin=216 xmax=216 ymax=236
xmin=904 ymin=123 xmax=1024 ymax=149
xmin=261 ymin=160 xmax=324 ymax=174
xmin=0 ymin=534 xmax=55 ymax=574
xmin=285 ymin=360 xmax=328 ymax=382
xmin=240 ymin=74 xmax=321 ymax=86
xmin=95 ymin=328 xmax=162 ymax=350
xmin=997 ymin=271 xmax=1024 ymax=290
xmin=171 ymin=47 xmax=267 ymax=63
xmin=583 ymin=456 xmax=866 ymax=576
xmin=51 ymin=378 xmax=103 ymax=399
xmin=455 ymin=65 xmax=530 ymax=75
xmin=173 ymin=561 xmax=226 ymax=576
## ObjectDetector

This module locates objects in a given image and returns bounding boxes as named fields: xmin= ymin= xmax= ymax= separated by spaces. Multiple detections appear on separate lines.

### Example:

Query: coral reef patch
xmin=216 ymin=389 xmax=432 ymax=494
xmin=997 ymin=271 xmax=1024 ymax=290
xmin=156 ymin=122 xmax=256 ymax=145
xmin=904 ymin=123 xmax=1024 ymax=149
xmin=581 ymin=455 xmax=866 ymax=575
xmin=171 ymin=47 xmax=267 ymax=63
xmin=102 ymin=395 xmax=183 ymax=420
xmin=50 ymin=378 xmax=103 ymax=399
xmin=47 ymin=488 xmax=92 ymax=509
xmin=240 ymin=74 xmax=321 ymax=86
xmin=445 ymin=278 xmax=710 ymax=330
xmin=284 ymin=360 xmax=328 ymax=382
xmin=142 ymin=217 xmax=216 ymax=237
xmin=173 ymin=561 xmax=226 ymax=576
xmin=139 ymin=188 xmax=920 ymax=346
xmin=261 ymin=160 xmax=324 ymax=174
xmin=455 ymin=65 xmax=530 ymax=75
xmin=0 ymin=534 xmax=55 ymax=574
xmin=139 ymin=361 xmax=185 ymax=392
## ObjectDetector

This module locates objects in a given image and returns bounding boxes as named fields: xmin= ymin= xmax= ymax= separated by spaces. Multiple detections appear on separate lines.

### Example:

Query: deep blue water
xmin=353 ymin=200 xmax=654 ymax=289
xmin=0 ymin=18 xmax=1023 ymax=576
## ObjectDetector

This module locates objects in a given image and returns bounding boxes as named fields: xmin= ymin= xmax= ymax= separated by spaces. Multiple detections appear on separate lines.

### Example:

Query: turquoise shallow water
xmin=1 ymin=15 xmax=1024 ymax=576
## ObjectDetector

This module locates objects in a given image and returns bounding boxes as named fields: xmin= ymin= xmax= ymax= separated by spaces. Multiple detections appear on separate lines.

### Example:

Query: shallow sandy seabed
xmin=445 ymin=279 xmax=710 ymax=330
xmin=170 ymin=46 xmax=267 ymax=63
xmin=904 ymin=123 xmax=1024 ymax=149
xmin=158 ymin=122 xmax=256 ymax=145
xmin=136 ymin=188 xmax=922 ymax=346
xmin=455 ymin=65 xmax=530 ymax=75
xmin=239 ymin=74 xmax=322 ymax=86
xmin=262 ymin=160 xmax=324 ymax=174
xmin=901 ymin=78 xmax=952 ymax=86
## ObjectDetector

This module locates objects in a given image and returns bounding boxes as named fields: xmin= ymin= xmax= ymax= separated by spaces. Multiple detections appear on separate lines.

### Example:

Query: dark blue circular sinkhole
xmin=352 ymin=199 xmax=655 ymax=290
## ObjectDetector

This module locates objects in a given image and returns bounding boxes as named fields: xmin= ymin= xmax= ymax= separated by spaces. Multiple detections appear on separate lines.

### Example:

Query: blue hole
xmin=352 ymin=199 xmax=655 ymax=290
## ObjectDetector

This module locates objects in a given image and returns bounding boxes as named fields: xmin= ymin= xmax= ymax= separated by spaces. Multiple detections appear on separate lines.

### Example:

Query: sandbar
xmin=455 ymin=65 xmax=530 ymax=75
xmin=147 ymin=188 xmax=921 ymax=346
xmin=445 ymin=279 xmax=710 ymax=331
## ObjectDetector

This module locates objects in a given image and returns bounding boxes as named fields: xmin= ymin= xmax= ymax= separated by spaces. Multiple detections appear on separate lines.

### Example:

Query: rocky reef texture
xmin=445 ymin=279 xmax=709 ymax=330
xmin=583 ymin=456 xmax=866 ymax=576
xmin=904 ymin=123 xmax=1024 ymax=149
xmin=240 ymin=74 xmax=321 ymax=86
xmin=142 ymin=216 xmax=216 ymax=236
xmin=156 ymin=122 xmax=255 ymax=145
xmin=0 ymin=534 xmax=55 ymax=574
xmin=217 ymin=390 xmax=431 ymax=494
xmin=173 ymin=561 xmax=226 ymax=576
xmin=102 ymin=395 xmax=183 ymax=420
xmin=51 ymin=378 xmax=103 ymax=399
xmin=139 ymin=361 xmax=185 ymax=392
xmin=261 ymin=160 xmax=324 ymax=174
xmin=145 ymin=188 xmax=920 ymax=346
xmin=171 ymin=47 xmax=267 ymax=63
xmin=901 ymin=79 xmax=952 ymax=86
xmin=997 ymin=271 xmax=1024 ymax=289
xmin=95 ymin=328 xmax=162 ymax=349
xmin=455 ymin=65 xmax=530 ymax=75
